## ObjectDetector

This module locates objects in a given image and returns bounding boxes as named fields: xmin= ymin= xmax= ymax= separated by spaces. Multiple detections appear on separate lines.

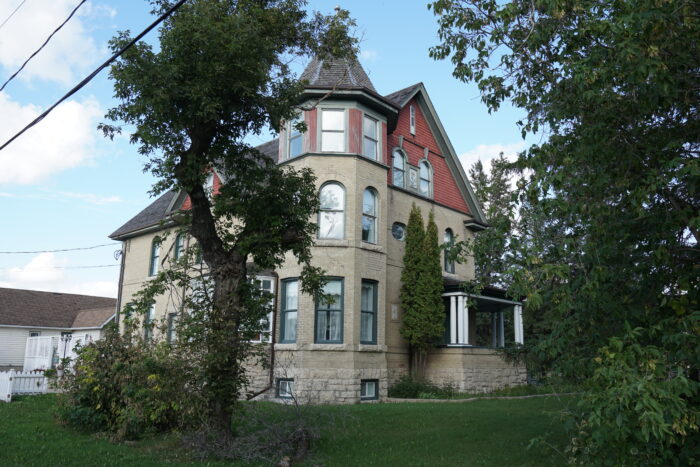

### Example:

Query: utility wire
xmin=0 ymin=0 xmax=189 ymax=152
xmin=0 ymin=0 xmax=88 ymax=93
xmin=0 ymin=243 xmax=119 ymax=254
xmin=0 ymin=0 xmax=26 ymax=32
xmin=0 ymin=264 xmax=119 ymax=270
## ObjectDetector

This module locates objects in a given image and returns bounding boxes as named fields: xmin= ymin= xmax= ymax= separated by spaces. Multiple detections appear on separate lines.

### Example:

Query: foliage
xmin=57 ymin=324 xmax=200 ymax=440
xmin=400 ymin=205 xmax=445 ymax=379
xmin=99 ymin=0 xmax=357 ymax=432
xmin=1 ymin=394 xmax=573 ymax=466
xmin=388 ymin=375 xmax=456 ymax=399
xmin=430 ymin=0 xmax=699 ymax=460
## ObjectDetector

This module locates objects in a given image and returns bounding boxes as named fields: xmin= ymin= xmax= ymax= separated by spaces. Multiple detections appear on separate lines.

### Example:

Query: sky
xmin=0 ymin=0 xmax=528 ymax=298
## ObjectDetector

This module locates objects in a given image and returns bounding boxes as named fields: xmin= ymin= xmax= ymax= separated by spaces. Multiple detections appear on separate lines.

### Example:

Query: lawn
xmin=0 ymin=394 xmax=574 ymax=466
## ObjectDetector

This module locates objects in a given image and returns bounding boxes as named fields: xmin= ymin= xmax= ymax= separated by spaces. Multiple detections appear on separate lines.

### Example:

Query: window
xmin=253 ymin=276 xmax=275 ymax=342
xmin=288 ymin=114 xmax=303 ymax=159
xmin=362 ymin=188 xmax=378 ymax=244
xmin=391 ymin=222 xmax=406 ymax=241
xmin=166 ymin=313 xmax=177 ymax=344
xmin=321 ymin=109 xmax=345 ymax=152
xmin=409 ymin=105 xmax=416 ymax=135
xmin=360 ymin=280 xmax=377 ymax=344
xmin=444 ymin=228 xmax=455 ymax=273
xmin=318 ymin=182 xmax=345 ymax=239
xmin=144 ymin=303 xmax=155 ymax=342
xmin=392 ymin=149 xmax=406 ymax=187
xmin=149 ymin=238 xmax=161 ymax=276
xmin=174 ymin=233 xmax=185 ymax=260
xmin=361 ymin=379 xmax=379 ymax=400
xmin=280 ymin=279 xmax=298 ymax=343
xmin=29 ymin=331 xmax=41 ymax=337
xmin=204 ymin=172 xmax=215 ymax=199
xmin=315 ymin=278 xmax=343 ymax=343
xmin=363 ymin=115 xmax=378 ymax=160
xmin=277 ymin=378 xmax=294 ymax=399
xmin=419 ymin=160 xmax=432 ymax=197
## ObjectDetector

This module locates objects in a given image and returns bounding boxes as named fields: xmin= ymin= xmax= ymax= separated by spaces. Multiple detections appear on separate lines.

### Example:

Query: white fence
xmin=0 ymin=370 xmax=53 ymax=402
xmin=23 ymin=336 xmax=57 ymax=372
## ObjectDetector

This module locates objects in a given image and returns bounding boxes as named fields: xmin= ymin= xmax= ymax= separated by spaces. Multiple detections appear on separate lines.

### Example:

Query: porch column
xmin=461 ymin=296 xmax=469 ymax=345
xmin=514 ymin=304 xmax=524 ymax=345
xmin=450 ymin=296 xmax=457 ymax=344
xmin=456 ymin=296 xmax=464 ymax=344
xmin=498 ymin=311 xmax=505 ymax=347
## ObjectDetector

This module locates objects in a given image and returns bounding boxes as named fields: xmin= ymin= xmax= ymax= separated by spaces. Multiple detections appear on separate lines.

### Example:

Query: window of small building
xmin=362 ymin=188 xmax=378 ymax=244
xmin=277 ymin=378 xmax=294 ymax=399
xmin=29 ymin=331 xmax=40 ymax=337
xmin=392 ymin=149 xmax=406 ymax=187
xmin=361 ymin=379 xmax=379 ymax=400
xmin=318 ymin=182 xmax=345 ymax=240
xmin=280 ymin=279 xmax=298 ymax=343
xmin=315 ymin=278 xmax=343 ymax=344
xmin=360 ymin=280 xmax=377 ymax=344
xmin=321 ymin=109 xmax=345 ymax=152
xmin=363 ymin=115 xmax=378 ymax=160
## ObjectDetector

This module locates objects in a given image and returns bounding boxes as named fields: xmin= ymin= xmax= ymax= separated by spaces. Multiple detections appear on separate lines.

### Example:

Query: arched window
xmin=148 ymin=238 xmax=160 ymax=276
xmin=362 ymin=188 xmax=378 ymax=244
xmin=174 ymin=233 xmax=185 ymax=260
xmin=392 ymin=149 xmax=406 ymax=188
xmin=444 ymin=228 xmax=455 ymax=273
xmin=318 ymin=182 xmax=345 ymax=239
xmin=419 ymin=160 xmax=432 ymax=197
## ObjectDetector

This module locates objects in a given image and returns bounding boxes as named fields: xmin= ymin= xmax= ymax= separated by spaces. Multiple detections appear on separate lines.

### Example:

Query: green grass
xmin=0 ymin=394 xmax=574 ymax=466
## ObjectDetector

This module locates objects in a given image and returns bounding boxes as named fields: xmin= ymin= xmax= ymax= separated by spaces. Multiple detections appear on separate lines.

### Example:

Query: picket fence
xmin=0 ymin=370 xmax=55 ymax=402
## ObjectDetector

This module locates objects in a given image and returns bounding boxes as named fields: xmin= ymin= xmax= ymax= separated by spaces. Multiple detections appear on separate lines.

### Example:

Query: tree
xmin=400 ymin=205 xmax=445 ymax=379
xmin=430 ymin=0 xmax=699 ymax=462
xmin=100 ymin=0 xmax=356 ymax=432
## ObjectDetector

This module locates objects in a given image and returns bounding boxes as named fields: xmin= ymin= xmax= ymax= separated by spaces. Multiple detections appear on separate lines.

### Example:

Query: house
xmin=109 ymin=58 xmax=526 ymax=403
xmin=0 ymin=287 xmax=116 ymax=370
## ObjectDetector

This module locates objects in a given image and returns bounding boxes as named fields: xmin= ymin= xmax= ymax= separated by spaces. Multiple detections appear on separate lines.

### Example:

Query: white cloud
xmin=0 ymin=253 xmax=117 ymax=298
xmin=0 ymin=0 xmax=102 ymax=85
xmin=0 ymin=92 xmax=102 ymax=185
xmin=360 ymin=49 xmax=379 ymax=62
xmin=58 ymin=191 xmax=122 ymax=205
xmin=458 ymin=142 xmax=525 ymax=175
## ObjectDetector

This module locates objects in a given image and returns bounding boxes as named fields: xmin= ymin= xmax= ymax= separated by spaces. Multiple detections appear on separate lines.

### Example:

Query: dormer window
xmin=363 ymin=115 xmax=378 ymax=160
xmin=321 ymin=109 xmax=345 ymax=152
xmin=409 ymin=105 xmax=416 ymax=135
xmin=288 ymin=114 xmax=303 ymax=159
xmin=392 ymin=149 xmax=406 ymax=188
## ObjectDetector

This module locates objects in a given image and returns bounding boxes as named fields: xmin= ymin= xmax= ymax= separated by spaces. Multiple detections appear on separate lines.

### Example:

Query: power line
xmin=0 ymin=0 xmax=189 ymax=152
xmin=0 ymin=243 xmax=119 ymax=254
xmin=0 ymin=0 xmax=26 ymax=32
xmin=0 ymin=0 xmax=88 ymax=93
xmin=0 ymin=264 xmax=119 ymax=270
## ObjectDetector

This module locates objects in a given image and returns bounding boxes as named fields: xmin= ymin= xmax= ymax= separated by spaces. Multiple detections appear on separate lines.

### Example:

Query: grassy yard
xmin=0 ymin=394 xmax=574 ymax=466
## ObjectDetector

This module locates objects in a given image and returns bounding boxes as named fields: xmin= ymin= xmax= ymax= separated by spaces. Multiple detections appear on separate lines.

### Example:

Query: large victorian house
xmin=110 ymin=58 xmax=526 ymax=403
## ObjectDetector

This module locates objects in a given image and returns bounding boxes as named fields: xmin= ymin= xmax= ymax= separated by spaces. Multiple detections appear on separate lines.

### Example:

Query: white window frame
xmin=277 ymin=378 xmax=294 ymax=399
xmin=392 ymin=148 xmax=406 ymax=187
xmin=287 ymin=113 xmax=303 ymax=159
xmin=318 ymin=182 xmax=346 ymax=240
xmin=444 ymin=228 xmax=455 ymax=274
xmin=148 ymin=239 xmax=160 ymax=276
xmin=362 ymin=114 xmax=379 ymax=160
xmin=362 ymin=187 xmax=378 ymax=244
xmin=419 ymin=160 xmax=432 ymax=198
xmin=409 ymin=105 xmax=416 ymax=135
xmin=320 ymin=108 xmax=346 ymax=152
xmin=361 ymin=379 xmax=379 ymax=400
xmin=251 ymin=275 xmax=275 ymax=343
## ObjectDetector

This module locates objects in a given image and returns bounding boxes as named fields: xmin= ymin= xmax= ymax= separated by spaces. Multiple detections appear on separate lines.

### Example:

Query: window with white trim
xmin=362 ymin=188 xmax=378 ymax=244
xmin=29 ymin=331 xmax=41 ymax=337
xmin=280 ymin=279 xmax=298 ymax=343
xmin=409 ymin=105 xmax=416 ymax=134
xmin=444 ymin=228 xmax=455 ymax=273
xmin=392 ymin=149 xmax=406 ymax=187
xmin=318 ymin=182 xmax=345 ymax=240
xmin=360 ymin=280 xmax=377 ymax=344
xmin=288 ymin=114 xmax=303 ymax=159
xmin=315 ymin=278 xmax=343 ymax=344
xmin=321 ymin=109 xmax=345 ymax=152
xmin=419 ymin=160 xmax=432 ymax=197
xmin=174 ymin=233 xmax=185 ymax=261
xmin=252 ymin=276 xmax=275 ymax=342
xmin=363 ymin=115 xmax=378 ymax=160
xmin=277 ymin=378 xmax=294 ymax=399
xmin=361 ymin=379 xmax=378 ymax=400
xmin=204 ymin=172 xmax=215 ymax=199
xmin=148 ymin=239 xmax=161 ymax=276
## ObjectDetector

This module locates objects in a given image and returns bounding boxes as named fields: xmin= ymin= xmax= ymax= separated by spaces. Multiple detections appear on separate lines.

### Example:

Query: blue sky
xmin=0 ymin=0 xmax=526 ymax=297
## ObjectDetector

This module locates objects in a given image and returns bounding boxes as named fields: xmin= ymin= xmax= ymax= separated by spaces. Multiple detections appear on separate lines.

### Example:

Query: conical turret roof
xmin=300 ymin=57 xmax=376 ymax=92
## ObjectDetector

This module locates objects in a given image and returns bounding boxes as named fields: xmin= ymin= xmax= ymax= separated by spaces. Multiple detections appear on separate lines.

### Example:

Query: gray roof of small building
xmin=0 ymin=288 xmax=116 ymax=328
xmin=300 ymin=57 xmax=376 ymax=92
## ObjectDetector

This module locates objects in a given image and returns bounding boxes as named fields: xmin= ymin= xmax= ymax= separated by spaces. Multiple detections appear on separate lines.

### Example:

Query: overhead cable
xmin=0 ymin=242 xmax=119 ymax=254
xmin=0 ymin=0 xmax=27 ymax=32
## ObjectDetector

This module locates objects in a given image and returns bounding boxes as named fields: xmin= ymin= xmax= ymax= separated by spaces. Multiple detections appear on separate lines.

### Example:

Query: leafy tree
xmin=401 ymin=205 xmax=445 ymax=379
xmin=100 ymin=0 xmax=356 ymax=432
xmin=430 ymin=0 xmax=699 ymax=462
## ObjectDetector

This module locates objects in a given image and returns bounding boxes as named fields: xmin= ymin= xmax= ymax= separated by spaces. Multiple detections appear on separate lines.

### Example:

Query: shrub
xmin=388 ymin=376 xmax=456 ymax=399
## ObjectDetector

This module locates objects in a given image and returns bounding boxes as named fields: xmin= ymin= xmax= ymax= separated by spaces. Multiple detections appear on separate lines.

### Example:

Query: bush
xmin=388 ymin=376 xmax=456 ymax=399
xmin=58 ymin=325 xmax=201 ymax=440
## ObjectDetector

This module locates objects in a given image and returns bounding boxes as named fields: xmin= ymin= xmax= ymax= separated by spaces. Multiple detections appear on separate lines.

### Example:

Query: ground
xmin=0 ymin=394 xmax=574 ymax=466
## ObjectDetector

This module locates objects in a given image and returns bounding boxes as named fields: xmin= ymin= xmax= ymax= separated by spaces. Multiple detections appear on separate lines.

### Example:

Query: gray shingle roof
xmin=300 ymin=57 xmax=376 ymax=92
xmin=256 ymin=137 xmax=279 ymax=162
xmin=71 ymin=307 xmax=115 ymax=328
xmin=384 ymin=83 xmax=422 ymax=107
xmin=110 ymin=190 xmax=182 ymax=240
xmin=0 ymin=288 xmax=116 ymax=328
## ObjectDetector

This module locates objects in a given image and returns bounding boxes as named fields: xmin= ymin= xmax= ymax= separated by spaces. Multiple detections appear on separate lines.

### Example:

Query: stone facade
xmin=111 ymin=61 xmax=526 ymax=404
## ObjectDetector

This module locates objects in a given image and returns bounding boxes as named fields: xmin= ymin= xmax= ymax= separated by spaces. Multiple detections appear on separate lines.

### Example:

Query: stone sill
xmin=360 ymin=243 xmax=385 ymax=254
xmin=315 ymin=239 xmax=350 ymax=248
xmin=274 ymin=343 xmax=387 ymax=352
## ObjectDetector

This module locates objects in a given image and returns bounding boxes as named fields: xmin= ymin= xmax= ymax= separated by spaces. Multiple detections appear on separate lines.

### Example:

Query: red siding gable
xmin=181 ymin=171 xmax=222 ymax=211
xmin=387 ymin=98 xmax=470 ymax=214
